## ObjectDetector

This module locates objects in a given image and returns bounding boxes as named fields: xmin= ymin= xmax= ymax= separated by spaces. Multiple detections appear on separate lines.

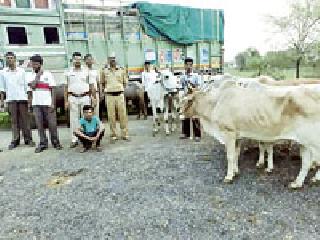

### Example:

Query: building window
xmin=15 ymin=0 xmax=30 ymax=8
xmin=44 ymin=27 xmax=59 ymax=44
xmin=34 ymin=0 xmax=48 ymax=8
xmin=0 ymin=0 xmax=11 ymax=6
xmin=7 ymin=27 xmax=28 ymax=44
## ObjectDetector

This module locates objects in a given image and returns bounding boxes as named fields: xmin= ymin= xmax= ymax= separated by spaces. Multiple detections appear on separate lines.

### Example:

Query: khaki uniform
xmin=101 ymin=67 xmax=128 ymax=138
xmin=66 ymin=68 xmax=95 ymax=143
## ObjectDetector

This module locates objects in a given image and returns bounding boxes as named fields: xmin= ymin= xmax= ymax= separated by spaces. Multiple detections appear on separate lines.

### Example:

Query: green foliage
xmin=0 ymin=112 xmax=11 ymax=129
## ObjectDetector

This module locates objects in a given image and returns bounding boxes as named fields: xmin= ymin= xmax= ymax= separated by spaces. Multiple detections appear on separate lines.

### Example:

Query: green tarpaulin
xmin=133 ymin=2 xmax=224 ymax=45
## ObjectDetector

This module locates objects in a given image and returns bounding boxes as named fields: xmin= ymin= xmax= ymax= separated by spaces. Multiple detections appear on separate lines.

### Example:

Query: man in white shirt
xmin=84 ymin=54 xmax=101 ymax=117
xmin=180 ymin=57 xmax=201 ymax=141
xmin=0 ymin=52 xmax=35 ymax=150
xmin=141 ymin=61 xmax=158 ymax=119
xmin=28 ymin=55 xmax=63 ymax=153
xmin=65 ymin=52 xmax=96 ymax=148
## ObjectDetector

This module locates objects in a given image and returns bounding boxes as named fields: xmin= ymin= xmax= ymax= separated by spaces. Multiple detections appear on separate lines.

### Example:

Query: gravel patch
xmin=0 ymin=118 xmax=319 ymax=239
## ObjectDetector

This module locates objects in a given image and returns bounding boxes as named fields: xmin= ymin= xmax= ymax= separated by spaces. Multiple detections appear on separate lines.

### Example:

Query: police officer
xmin=65 ymin=52 xmax=96 ymax=148
xmin=100 ymin=53 xmax=129 ymax=142
xmin=84 ymin=54 xmax=101 ymax=117
xmin=180 ymin=57 xmax=201 ymax=141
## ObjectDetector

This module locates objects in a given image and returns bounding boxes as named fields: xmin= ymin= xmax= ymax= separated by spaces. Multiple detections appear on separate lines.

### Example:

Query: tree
xmin=268 ymin=0 xmax=320 ymax=78
xmin=246 ymin=55 xmax=265 ymax=76
xmin=264 ymin=50 xmax=296 ymax=69
xmin=235 ymin=52 xmax=246 ymax=71
xmin=235 ymin=48 xmax=261 ymax=71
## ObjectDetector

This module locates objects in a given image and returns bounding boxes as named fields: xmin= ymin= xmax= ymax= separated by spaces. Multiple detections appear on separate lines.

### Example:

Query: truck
xmin=0 ymin=0 xmax=224 ymax=125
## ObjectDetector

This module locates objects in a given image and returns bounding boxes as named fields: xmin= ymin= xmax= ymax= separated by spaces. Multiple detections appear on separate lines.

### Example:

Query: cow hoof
xmin=265 ymin=168 xmax=273 ymax=174
xmin=256 ymin=163 xmax=264 ymax=169
xmin=152 ymin=132 xmax=156 ymax=137
xmin=165 ymin=132 xmax=170 ymax=136
xmin=288 ymin=182 xmax=303 ymax=189
xmin=234 ymin=171 xmax=240 ymax=177
xmin=223 ymin=177 xmax=234 ymax=184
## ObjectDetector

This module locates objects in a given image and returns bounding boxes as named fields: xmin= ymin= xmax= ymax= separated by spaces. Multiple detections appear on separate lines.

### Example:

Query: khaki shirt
xmin=100 ymin=67 xmax=128 ymax=93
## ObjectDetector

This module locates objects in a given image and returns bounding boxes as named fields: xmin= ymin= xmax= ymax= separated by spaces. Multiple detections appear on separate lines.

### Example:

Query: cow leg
xmin=151 ymin=101 xmax=157 ymax=136
xmin=256 ymin=142 xmax=266 ymax=169
xmin=223 ymin=132 xmax=237 ymax=183
xmin=265 ymin=144 xmax=274 ymax=173
xmin=163 ymin=96 xmax=170 ymax=135
xmin=234 ymin=140 xmax=241 ymax=176
xmin=289 ymin=146 xmax=312 ymax=189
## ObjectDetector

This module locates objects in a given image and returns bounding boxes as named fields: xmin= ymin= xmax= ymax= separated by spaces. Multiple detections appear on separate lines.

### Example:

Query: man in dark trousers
xmin=180 ymin=57 xmax=202 ymax=141
xmin=28 ymin=54 xmax=63 ymax=153
xmin=0 ymin=52 xmax=35 ymax=150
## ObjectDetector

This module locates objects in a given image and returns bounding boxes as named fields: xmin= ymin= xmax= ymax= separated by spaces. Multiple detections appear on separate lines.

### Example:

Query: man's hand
xmin=27 ymin=100 xmax=32 ymax=113
xmin=49 ymin=104 xmax=55 ymax=112
xmin=88 ymin=136 xmax=97 ymax=142
xmin=64 ymin=101 xmax=69 ymax=110
xmin=99 ymin=93 xmax=104 ymax=102
xmin=92 ymin=97 xmax=97 ymax=107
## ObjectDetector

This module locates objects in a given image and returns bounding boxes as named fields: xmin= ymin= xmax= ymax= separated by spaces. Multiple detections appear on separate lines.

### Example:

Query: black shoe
xmin=8 ymin=143 xmax=18 ymax=150
xmin=179 ymin=135 xmax=188 ymax=139
xmin=53 ymin=144 xmax=63 ymax=150
xmin=35 ymin=145 xmax=48 ymax=153
xmin=121 ymin=136 xmax=130 ymax=141
xmin=25 ymin=140 xmax=36 ymax=147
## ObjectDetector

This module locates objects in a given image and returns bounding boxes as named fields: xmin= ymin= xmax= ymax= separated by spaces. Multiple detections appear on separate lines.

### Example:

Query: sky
xmin=67 ymin=0 xmax=291 ymax=61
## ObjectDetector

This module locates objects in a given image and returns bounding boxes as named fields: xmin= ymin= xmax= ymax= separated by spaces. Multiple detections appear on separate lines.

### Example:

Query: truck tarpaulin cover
xmin=133 ymin=2 xmax=224 ymax=45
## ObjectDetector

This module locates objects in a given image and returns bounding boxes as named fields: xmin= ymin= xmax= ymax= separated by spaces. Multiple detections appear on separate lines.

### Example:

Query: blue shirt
xmin=180 ymin=72 xmax=201 ymax=92
xmin=79 ymin=116 xmax=101 ymax=134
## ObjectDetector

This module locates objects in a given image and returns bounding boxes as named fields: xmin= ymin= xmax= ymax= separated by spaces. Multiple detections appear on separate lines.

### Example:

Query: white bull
xmin=160 ymin=70 xmax=180 ymax=135
xmin=146 ymin=76 xmax=163 ymax=136
xmin=200 ymin=75 xmax=276 ymax=173
xmin=181 ymin=79 xmax=320 ymax=188
xmin=146 ymin=70 xmax=180 ymax=136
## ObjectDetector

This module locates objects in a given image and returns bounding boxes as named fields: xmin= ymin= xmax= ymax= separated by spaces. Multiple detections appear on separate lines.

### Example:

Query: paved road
xmin=0 ymin=118 xmax=319 ymax=240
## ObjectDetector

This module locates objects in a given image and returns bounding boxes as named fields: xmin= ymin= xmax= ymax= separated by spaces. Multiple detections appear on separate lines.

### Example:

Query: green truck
xmin=0 ymin=0 xmax=224 ymax=125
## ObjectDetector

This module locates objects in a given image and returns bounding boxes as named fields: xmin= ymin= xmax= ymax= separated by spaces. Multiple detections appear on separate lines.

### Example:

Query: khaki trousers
xmin=106 ymin=93 xmax=128 ymax=138
xmin=69 ymin=96 xmax=91 ymax=143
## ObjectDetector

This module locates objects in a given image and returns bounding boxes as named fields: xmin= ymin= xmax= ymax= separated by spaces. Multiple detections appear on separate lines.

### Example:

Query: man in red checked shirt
xmin=28 ymin=54 xmax=63 ymax=153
